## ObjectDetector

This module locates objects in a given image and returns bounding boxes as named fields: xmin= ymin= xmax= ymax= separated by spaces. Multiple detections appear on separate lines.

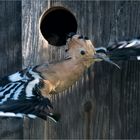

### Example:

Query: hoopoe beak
xmin=93 ymin=53 xmax=120 ymax=69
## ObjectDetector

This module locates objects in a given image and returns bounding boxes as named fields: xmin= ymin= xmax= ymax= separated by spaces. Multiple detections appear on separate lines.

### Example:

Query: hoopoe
xmin=96 ymin=37 xmax=140 ymax=61
xmin=0 ymin=33 xmax=139 ymax=122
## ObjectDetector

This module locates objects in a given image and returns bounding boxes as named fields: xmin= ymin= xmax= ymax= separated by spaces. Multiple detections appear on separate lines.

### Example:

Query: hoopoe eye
xmin=80 ymin=50 xmax=86 ymax=55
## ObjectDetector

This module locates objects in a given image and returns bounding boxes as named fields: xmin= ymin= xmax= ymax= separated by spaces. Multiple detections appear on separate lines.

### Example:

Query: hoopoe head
xmin=65 ymin=34 xmax=96 ymax=68
xmin=65 ymin=33 xmax=120 ymax=68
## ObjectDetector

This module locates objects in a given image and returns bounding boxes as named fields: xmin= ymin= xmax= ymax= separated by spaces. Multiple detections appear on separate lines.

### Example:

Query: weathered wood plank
xmin=0 ymin=1 xmax=22 ymax=76
xmin=22 ymin=0 xmax=49 ymax=139
xmin=47 ymin=1 xmax=140 ymax=139
xmin=22 ymin=0 xmax=140 ymax=139
xmin=0 ymin=1 xmax=22 ymax=139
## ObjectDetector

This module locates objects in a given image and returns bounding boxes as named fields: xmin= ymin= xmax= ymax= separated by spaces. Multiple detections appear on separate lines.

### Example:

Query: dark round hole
xmin=40 ymin=7 xmax=77 ymax=46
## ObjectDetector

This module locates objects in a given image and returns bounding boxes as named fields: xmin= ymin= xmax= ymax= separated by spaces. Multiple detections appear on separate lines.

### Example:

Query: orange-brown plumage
xmin=0 ymin=33 xmax=118 ymax=121
xmin=36 ymin=34 xmax=96 ymax=97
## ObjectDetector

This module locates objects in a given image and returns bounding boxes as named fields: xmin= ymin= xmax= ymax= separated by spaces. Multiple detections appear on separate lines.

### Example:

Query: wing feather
xmin=0 ymin=66 xmax=60 ymax=122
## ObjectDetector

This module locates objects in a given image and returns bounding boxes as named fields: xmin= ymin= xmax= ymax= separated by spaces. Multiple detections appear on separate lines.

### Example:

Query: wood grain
xmin=0 ymin=1 xmax=22 ymax=139
xmin=0 ymin=0 xmax=137 ymax=139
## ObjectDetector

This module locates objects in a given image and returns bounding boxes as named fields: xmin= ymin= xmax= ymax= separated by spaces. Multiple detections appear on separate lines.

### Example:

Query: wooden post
xmin=22 ymin=0 xmax=140 ymax=139
xmin=0 ymin=1 xmax=22 ymax=139
xmin=0 ymin=0 xmax=139 ymax=139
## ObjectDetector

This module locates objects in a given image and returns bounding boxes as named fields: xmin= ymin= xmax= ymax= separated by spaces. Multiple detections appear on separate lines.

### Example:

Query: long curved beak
xmin=93 ymin=53 xmax=120 ymax=69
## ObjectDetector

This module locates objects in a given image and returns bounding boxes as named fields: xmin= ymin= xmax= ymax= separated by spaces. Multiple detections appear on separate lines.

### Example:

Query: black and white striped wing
xmin=0 ymin=67 xmax=59 ymax=122
xmin=96 ymin=38 xmax=140 ymax=61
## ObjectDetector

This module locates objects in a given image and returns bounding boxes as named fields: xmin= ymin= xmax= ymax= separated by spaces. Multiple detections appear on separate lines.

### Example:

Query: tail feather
xmin=0 ymin=99 xmax=36 ymax=113
xmin=0 ymin=111 xmax=24 ymax=118
xmin=0 ymin=97 xmax=60 ymax=122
